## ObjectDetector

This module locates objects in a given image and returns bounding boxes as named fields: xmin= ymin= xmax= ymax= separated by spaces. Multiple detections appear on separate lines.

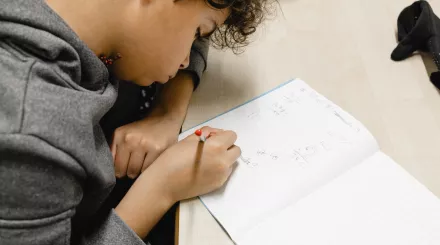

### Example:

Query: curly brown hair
xmin=206 ymin=0 xmax=276 ymax=53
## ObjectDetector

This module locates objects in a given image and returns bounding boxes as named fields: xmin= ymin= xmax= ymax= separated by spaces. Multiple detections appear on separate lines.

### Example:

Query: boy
xmin=0 ymin=0 xmax=270 ymax=244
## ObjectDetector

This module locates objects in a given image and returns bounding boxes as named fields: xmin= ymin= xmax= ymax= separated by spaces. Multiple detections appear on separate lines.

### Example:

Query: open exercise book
xmin=179 ymin=79 xmax=440 ymax=245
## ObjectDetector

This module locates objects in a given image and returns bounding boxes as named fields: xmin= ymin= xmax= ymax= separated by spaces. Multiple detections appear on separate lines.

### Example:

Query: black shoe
xmin=391 ymin=0 xmax=440 ymax=89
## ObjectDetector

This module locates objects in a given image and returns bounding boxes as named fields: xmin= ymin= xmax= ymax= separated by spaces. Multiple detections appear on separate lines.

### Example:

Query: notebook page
xmin=179 ymin=79 xmax=378 ymax=240
xmin=237 ymin=151 xmax=440 ymax=245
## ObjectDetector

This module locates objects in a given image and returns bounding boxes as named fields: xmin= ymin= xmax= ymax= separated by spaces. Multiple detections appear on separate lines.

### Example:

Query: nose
xmin=179 ymin=52 xmax=190 ymax=70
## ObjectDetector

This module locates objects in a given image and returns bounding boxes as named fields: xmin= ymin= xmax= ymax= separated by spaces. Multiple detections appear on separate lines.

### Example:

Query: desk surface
xmin=178 ymin=0 xmax=440 ymax=244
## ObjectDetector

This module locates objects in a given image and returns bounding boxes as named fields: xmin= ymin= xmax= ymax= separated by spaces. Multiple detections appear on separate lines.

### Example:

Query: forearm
xmin=115 ymin=166 xmax=175 ymax=239
xmin=150 ymin=71 xmax=195 ymax=124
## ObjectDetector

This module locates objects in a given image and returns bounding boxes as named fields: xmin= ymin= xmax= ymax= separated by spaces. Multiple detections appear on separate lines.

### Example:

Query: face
xmin=113 ymin=0 xmax=229 ymax=86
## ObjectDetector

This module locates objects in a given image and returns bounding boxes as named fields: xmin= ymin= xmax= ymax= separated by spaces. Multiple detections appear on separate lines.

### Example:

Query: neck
xmin=45 ymin=0 xmax=119 ymax=56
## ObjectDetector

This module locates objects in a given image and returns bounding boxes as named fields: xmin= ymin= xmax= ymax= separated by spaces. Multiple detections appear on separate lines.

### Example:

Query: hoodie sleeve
xmin=0 ymin=50 xmax=146 ymax=245
xmin=184 ymin=38 xmax=209 ymax=90
xmin=0 ymin=140 xmax=146 ymax=245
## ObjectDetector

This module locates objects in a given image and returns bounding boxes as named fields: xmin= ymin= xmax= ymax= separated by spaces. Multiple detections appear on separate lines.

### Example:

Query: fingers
xmin=114 ymin=144 xmax=130 ymax=178
xmin=141 ymin=151 xmax=160 ymax=172
xmin=110 ymin=140 xmax=117 ymax=160
xmin=127 ymin=151 xmax=146 ymax=178
xmin=210 ymin=130 xmax=237 ymax=148
xmin=226 ymin=145 xmax=241 ymax=166
xmin=222 ymin=166 xmax=234 ymax=185
xmin=200 ymin=126 xmax=223 ymax=138
xmin=200 ymin=126 xmax=224 ymax=135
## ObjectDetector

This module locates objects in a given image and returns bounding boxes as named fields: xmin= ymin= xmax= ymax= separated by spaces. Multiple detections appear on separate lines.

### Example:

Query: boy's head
xmin=113 ymin=0 xmax=272 ymax=86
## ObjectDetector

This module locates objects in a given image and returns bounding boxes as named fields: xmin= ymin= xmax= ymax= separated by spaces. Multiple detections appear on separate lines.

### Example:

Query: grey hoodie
xmin=0 ymin=0 xmax=208 ymax=244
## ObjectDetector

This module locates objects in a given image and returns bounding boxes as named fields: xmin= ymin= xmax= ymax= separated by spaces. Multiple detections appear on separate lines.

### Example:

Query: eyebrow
xmin=200 ymin=18 xmax=219 ymax=38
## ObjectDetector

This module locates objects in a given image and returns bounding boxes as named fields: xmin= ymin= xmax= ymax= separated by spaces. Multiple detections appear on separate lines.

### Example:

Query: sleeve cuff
xmin=82 ymin=209 xmax=147 ymax=245
xmin=184 ymin=38 xmax=209 ymax=91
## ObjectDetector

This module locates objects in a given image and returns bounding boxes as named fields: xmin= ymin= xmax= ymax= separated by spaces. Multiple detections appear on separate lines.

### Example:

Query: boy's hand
xmin=112 ymin=70 xmax=196 ymax=179
xmin=115 ymin=126 xmax=241 ymax=237
xmin=147 ymin=126 xmax=241 ymax=201
xmin=111 ymin=113 xmax=181 ymax=179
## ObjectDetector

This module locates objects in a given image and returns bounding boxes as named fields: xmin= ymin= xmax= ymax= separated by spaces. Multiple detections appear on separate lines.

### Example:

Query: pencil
xmin=195 ymin=129 xmax=211 ymax=142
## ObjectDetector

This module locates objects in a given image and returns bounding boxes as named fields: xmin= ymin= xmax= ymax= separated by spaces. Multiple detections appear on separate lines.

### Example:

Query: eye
xmin=194 ymin=27 xmax=201 ymax=39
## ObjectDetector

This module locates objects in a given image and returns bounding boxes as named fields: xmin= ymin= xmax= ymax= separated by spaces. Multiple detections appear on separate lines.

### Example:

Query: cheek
xmin=115 ymin=16 xmax=196 ymax=82
xmin=166 ymin=37 xmax=192 ymax=64
xmin=146 ymin=31 xmax=194 ymax=74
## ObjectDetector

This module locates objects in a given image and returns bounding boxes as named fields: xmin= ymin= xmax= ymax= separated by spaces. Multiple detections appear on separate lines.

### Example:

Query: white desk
xmin=178 ymin=0 xmax=440 ymax=244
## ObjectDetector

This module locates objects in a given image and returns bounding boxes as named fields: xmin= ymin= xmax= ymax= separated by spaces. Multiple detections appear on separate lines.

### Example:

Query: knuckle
xmin=230 ymin=131 xmax=238 ymax=139
xmin=209 ymin=142 xmax=224 ymax=152
xmin=124 ymin=133 xmax=134 ymax=143
xmin=225 ymin=130 xmax=237 ymax=140
xmin=114 ymin=127 xmax=124 ymax=135
xmin=140 ymin=138 xmax=149 ymax=148
xmin=113 ymin=129 xmax=123 ymax=142
xmin=200 ymin=126 xmax=211 ymax=131
xmin=152 ymin=143 xmax=163 ymax=152
xmin=139 ymin=138 xmax=149 ymax=150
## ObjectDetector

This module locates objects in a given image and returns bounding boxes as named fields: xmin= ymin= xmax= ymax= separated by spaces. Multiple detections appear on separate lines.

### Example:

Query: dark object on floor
xmin=391 ymin=0 xmax=440 ymax=89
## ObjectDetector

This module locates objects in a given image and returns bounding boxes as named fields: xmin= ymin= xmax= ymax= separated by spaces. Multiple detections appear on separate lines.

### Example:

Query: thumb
xmin=391 ymin=41 xmax=417 ymax=61
xmin=111 ymin=142 xmax=116 ymax=160
xmin=110 ymin=137 xmax=118 ymax=160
